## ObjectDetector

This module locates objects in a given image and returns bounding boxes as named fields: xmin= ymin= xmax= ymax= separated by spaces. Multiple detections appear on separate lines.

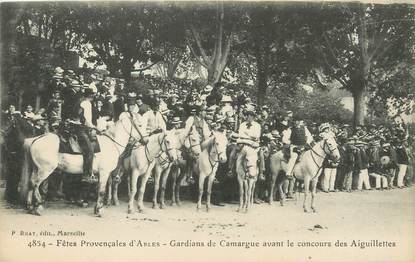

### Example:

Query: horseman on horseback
xmin=282 ymin=114 xmax=314 ymax=178
xmin=184 ymin=105 xmax=211 ymax=148
xmin=228 ymin=107 xmax=264 ymax=178
xmin=66 ymin=87 xmax=97 ymax=184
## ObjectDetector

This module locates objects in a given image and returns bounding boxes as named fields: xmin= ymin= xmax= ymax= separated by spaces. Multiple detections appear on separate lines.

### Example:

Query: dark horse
xmin=2 ymin=115 xmax=38 ymax=204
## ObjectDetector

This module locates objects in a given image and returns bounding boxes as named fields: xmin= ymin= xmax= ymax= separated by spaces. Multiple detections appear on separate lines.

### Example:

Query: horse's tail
xmin=19 ymin=140 xmax=34 ymax=204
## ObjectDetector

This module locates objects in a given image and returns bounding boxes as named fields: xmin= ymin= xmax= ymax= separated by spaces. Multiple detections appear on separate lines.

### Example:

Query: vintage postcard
xmin=0 ymin=1 xmax=414 ymax=261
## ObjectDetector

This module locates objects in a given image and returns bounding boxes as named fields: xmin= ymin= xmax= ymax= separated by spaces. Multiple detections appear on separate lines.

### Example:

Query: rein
xmin=305 ymin=139 xmax=336 ymax=180
xmin=155 ymin=133 xmax=176 ymax=166
xmin=205 ymin=136 xmax=222 ymax=177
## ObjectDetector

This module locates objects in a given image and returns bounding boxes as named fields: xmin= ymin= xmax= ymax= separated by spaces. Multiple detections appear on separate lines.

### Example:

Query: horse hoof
xmin=128 ymin=209 xmax=133 ymax=214
xmin=82 ymin=202 xmax=89 ymax=208
xmin=34 ymin=206 xmax=43 ymax=216
xmin=303 ymin=208 xmax=309 ymax=213
xmin=171 ymin=202 xmax=176 ymax=206
xmin=113 ymin=200 xmax=120 ymax=206
xmin=312 ymin=208 xmax=317 ymax=213
xmin=138 ymin=209 xmax=145 ymax=214
xmin=176 ymin=201 xmax=182 ymax=207
xmin=236 ymin=208 xmax=240 ymax=212
xmin=96 ymin=209 xmax=103 ymax=217
xmin=152 ymin=204 xmax=158 ymax=209
xmin=160 ymin=204 xmax=165 ymax=209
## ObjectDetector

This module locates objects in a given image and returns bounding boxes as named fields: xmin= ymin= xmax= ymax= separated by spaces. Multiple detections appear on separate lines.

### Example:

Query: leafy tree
xmin=303 ymin=3 xmax=415 ymax=126
xmin=72 ymin=3 xmax=164 ymax=81
xmin=182 ymin=2 xmax=244 ymax=85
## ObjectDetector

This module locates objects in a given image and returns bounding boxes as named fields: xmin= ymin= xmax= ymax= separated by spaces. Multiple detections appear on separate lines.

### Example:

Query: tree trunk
xmin=353 ymin=88 xmax=365 ymax=127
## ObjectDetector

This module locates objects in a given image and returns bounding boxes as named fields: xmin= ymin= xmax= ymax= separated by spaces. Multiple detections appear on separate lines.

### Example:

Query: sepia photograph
xmin=0 ymin=1 xmax=414 ymax=261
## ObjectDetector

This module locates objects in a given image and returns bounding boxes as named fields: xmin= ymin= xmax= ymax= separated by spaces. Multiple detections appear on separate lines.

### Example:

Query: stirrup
xmin=82 ymin=175 xmax=98 ymax=184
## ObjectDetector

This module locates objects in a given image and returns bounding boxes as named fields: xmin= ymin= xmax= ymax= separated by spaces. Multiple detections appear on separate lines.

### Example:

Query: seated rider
xmin=228 ymin=108 xmax=265 ymax=177
xmin=67 ymin=88 xmax=97 ymax=184
xmin=281 ymin=115 xmax=314 ymax=178
xmin=184 ymin=105 xmax=211 ymax=149
xmin=143 ymin=97 xmax=166 ymax=136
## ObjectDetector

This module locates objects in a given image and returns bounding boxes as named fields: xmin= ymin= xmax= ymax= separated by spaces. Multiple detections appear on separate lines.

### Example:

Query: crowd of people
xmin=2 ymin=66 xmax=413 ymax=204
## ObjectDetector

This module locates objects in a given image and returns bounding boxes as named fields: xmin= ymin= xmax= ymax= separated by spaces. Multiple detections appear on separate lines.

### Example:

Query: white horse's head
xmin=182 ymin=128 xmax=202 ymax=157
xmin=322 ymin=136 xmax=341 ymax=162
xmin=242 ymin=146 xmax=260 ymax=178
xmin=210 ymin=131 xmax=228 ymax=163
xmin=162 ymin=131 xmax=180 ymax=163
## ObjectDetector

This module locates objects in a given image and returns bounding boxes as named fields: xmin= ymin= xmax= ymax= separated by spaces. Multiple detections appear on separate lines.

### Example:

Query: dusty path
xmin=0 ymin=186 xmax=414 ymax=262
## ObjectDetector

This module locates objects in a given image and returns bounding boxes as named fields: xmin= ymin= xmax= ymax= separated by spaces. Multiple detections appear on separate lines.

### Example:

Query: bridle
xmin=155 ymin=132 xmax=177 ymax=165
xmin=179 ymin=129 xmax=201 ymax=158
xmin=206 ymin=135 xmax=225 ymax=176
xmin=308 ymin=138 xmax=339 ymax=179
xmin=243 ymin=145 xmax=259 ymax=179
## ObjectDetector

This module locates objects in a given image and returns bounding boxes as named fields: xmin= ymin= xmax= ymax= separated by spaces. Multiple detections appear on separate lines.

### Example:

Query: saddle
xmin=282 ymin=145 xmax=307 ymax=163
xmin=58 ymin=133 xmax=101 ymax=154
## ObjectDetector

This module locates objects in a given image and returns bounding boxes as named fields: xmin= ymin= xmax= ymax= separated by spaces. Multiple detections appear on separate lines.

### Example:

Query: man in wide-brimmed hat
xmin=65 ymin=87 xmax=97 ymax=184
xmin=228 ymin=107 xmax=264 ymax=177
xmin=281 ymin=113 xmax=314 ymax=179
xmin=143 ymin=97 xmax=166 ymax=136
xmin=170 ymin=116 xmax=182 ymax=130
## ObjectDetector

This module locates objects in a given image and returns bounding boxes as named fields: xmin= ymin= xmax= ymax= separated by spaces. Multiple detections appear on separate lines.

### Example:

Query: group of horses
xmin=9 ymin=116 xmax=340 ymax=217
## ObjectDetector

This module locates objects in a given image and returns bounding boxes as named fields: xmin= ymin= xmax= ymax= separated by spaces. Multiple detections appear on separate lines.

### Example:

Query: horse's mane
xmin=205 ymin=133 xmax=215 ymax=153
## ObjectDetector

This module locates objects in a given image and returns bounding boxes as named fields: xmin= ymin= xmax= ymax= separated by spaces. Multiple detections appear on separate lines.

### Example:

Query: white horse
xmin=153 ymin=128 xmax=201 ymax=209
xmin=19 ymin=117 xmax=144 ymax=216
xmin=196 ymin=131 xmax=228 ymax=212
xmin=127 ymin=131 xmax=179 ymax=214
xmin=236 ymin=145 xmax=261 ymax=213
xmin=272 ymin=136 xmax=340 ymax=212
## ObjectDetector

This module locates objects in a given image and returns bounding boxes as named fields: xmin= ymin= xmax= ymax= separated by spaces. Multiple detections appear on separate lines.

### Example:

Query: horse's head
xmin=242 ymin=146 xmax=259 ymax=178
xmin=211 ymin=131 xmax=228 ymax=163
xmin=183 ymin=128 xmax=201 ymax=158
xmin=322 ymin=136 xmax=341 ymax=162
xmin=162 ymin=131 xmax=179 ymax=163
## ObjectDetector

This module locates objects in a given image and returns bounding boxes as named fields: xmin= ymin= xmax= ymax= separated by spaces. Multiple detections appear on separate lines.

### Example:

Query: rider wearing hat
xmin=282 ymin=114 xmax=314 ymax=178
xmin=228 ymin=107 xmax=264 ymax=177
xmin=67 ymin=87 xmax=97 ymax=184
xmin=184 ymin=105 xmax=211 ymax=147
xmin=319 ymin=122 xmax=335 ymax=140
xmin=143 ymin=97 xmax=166 ymax=136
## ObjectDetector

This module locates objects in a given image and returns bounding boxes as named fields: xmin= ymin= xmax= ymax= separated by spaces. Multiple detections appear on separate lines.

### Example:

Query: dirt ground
xmin=0 ymin=185 xmax=414 ymax=262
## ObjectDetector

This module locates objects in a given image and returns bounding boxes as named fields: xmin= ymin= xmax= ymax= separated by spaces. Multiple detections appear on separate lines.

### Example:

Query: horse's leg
xmin=160 ymin=165 xmax=171 ymax=209
xmin=206 ymin=174 xmax=215 ymax=212
xmin=137 ymin=164 xmax=155 ymax=213
xmin=310 ymin=178 xmax=318 ymax=213
xmin=152 ymin=165 xmax=162 ymax=209
xmin=106 ymin=176 xmax=113 ymax=206
xmin=31 ymin=168 xmax=53 ymax=216
xmin=251 ymin=179 xmax=256 ymax=205
xmin=197 ymin=173 xmax=205 ymax=211
xmin=128 ymin=169 xmax=139 ymax=214
xmin=237 ymin=175 xmax=243 ymax=212
xmin=278 ymin=178 xmax=286 ymax=206
xmin=245 ymin=180 xmax=251 ymax=212
xmin=303 ymin=176 xmax=310 ymax=213
xmin=269 ymin=171 xmax=277 ymax=205
xmin=112 ymin=176 xmax=121 ymax=206
xmin=243 ymin=180 xmax=249 ymax=212
xmin=95 ymin=171 xmax=110 ymax=217
xmin=176 ymin=167 xmax=187 ymax=206
xmin=171 ymin=167 xmax=178 ymax=206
